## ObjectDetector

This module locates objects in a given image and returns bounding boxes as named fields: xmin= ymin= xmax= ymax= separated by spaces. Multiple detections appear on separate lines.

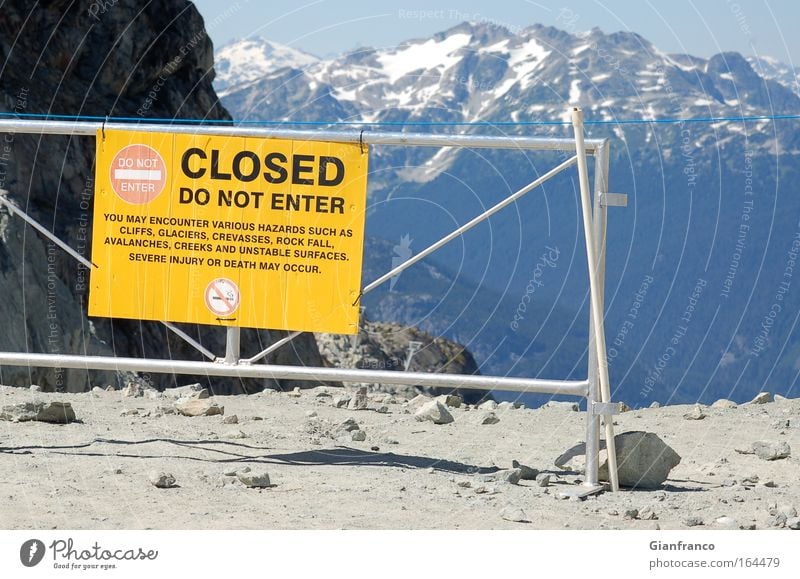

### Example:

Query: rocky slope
xmin=0 ymin=1 xmax=324 ymax=392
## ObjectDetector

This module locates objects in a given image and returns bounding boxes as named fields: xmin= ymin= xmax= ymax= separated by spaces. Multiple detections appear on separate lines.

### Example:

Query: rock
xmin=499 ymin=505 xmax=529 ymax=523
xmin=752 ymin=440 xmax=791 ymax=461
xmin=683 ymin=516 xmax=704 ymax=527
xmin=542 ymin=401 xmax=579 ymax=411
xmin=748 ymin=392 xmax=773 ymax=405
xmin=774 ymin=394 xmax=789 ymax=402
xmin=332 ymin=396 xmax=351 ymax=408
xmin=778 ymin=505 xmax=797 ymax=518
xmin=639 ymin=506 xmax=658 ymax=520
xmin=174 ymin=398 xmax=224 ymax=417
xmin=683 ymin=404 xmax=706 ymax=420
xmin=287 ymin=387 xmax=302 ymax=397
xmin=598 ymin=431 xmax=681 ymax=489
xmin=222 ymin=414 xmax=239 ymax=424
xmin=649 ymin=401 xmax=661 ymax=408
xmin=478 ymin=400 xmax=498 ymax=411
xmin=497 ymin=401 xmax=514 ymax=410
xmin=493 ymin=468 xmax=522 ymax=485
xmin=222 ymin=466 xmax=250 ymax=477
xmin=623 ymin=509 xmax=639 ymax=520
xmin=734 ymin=445 xmax=755 ymax=455
xmin=351 ymin=430 xmax=366 ymax=442
xmin=414 ymin=400 xmax=454 ymax=425
xmin=511 ymin=460 xmax=539 ymax=480
xmin=479 ymin=411 xmax=500 ymax=425
xmin=536 ymin=473 xmax=551 ymax=487
xmin=437 ymin=394 xmax=462 ymax=408
xmin=766 ymin=514 xmax=787 ymax=528
xmin=787 ymin=517 xmax=800 ymax=530
xmin=121 ymin=383 xmax=141 ymax=397
xmin=0 ymin=401 xmax=76 ymax=423
xmin=711 ymin=398 xmax=737 ymax=409
xmin=149 ymin=471 xmax=176 ymax=488
xmin=120 ymin=408 xmax=139 ymax=417
xmin=714 ymin=515 xmax=740 ymax=530
xmin=347 ymin=386 xmax=368 ymax=410
xmin=91 ymin=386 xmax=105 ymax=394
xmin=337 ymin=418 xmax=360 ymax=432
xmin=237 ymin=470 xmax=271 ymax=488
xmin=222 ymin=429 xmax=248 ymax=439
xmin=165 ymin=383 xmax=208 ymax=399
xmin=408 ymin=394 xmax=433 ymax=409
xmin=304 ymin=410 xmax=318 ymax=418
xmin=376 ymin=405 xmax=389 ymax=414
xmin=618 ymin=401 xmax=631 ymax=413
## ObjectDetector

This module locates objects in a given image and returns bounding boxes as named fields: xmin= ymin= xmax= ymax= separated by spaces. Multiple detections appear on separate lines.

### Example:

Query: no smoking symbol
xmin=204 ymin=278 xmax=240 ymax=317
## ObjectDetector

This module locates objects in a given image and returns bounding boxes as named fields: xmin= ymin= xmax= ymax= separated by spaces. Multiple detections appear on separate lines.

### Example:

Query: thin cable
xmin=0 ymin=110 xmax=798 ymax=127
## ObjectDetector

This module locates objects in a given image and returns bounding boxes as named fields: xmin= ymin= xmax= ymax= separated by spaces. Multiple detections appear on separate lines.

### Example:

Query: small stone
xmin=770 ymin=419 xmax=790 ymax=430
xmin=787 ymin=517 xmax=800 ymax=530
xmin=623 ymin=509 xmax=639 ymax=520
xmin=333 ymin=396 xmax=351 ymax=408
xmin=376 ymin=405 xmax=389 ymax=414
xmin=237 ymin=470 xmax=271 ymax=488
xmin=762 ymin=480 xmax=777 ymax=488
xmin=639 ymin=506 xmax=658 ymax=520
xmin=536 ymin=473 xmax=551 ymax=487
xmin=149 ymin=471 xmax=176 ymax=488
xmin=121 ymin=383 xmax=141 ymax=397
xmin=304 ymin=410 xmax=318 ymax=418
xmin=174 ymin=398 xmax=224 ymax=417
xmin=542 ymin=400 xmax=579 ymax=411
xmin=0 ymin=401 xmax=77 ymax=423
xmin=493 ymin=468 xmax=522 ymax=485
xmin=741 ymin=474 xmax=759 ymax=485
xmin=711 ymin=398 xmax=737 ymax=409
xmin=683 ymin=516 xmax=703 ymax=527
xmin=408 ymin=394 xmax=433 ymax=409
xmin=457 ymin=481 xmax=472 ymax=488
xmin=287 ymin=387 xmax=302 ymax=398
xmin=120 ymin=408 xmax=139 ymax=417
xmin=337 ymin=418 xmax=360 ymax=432
xmin=500 ymin=505 xmax=529 ymax=523
xmin=223 ymin=429 xmax=248 ymax=439
xmin=511 ymin=460 xmax=539 ymax=480
xmin=766 ymin=514 xmax=787 ymax=528
xmin=497 ymin=401 xmax=514 ymax=410
xmin=347 ymin=386 xmax=368 ymax=410
xmin=370 ymin=446 xmax=379 ymax=451
xmin=92 ymin=386 xmax=105 ymax=394
xmin=477 ymin=400 xmax=498 ymax=411
xmin=735 ymin=445 xmax=755 ymax=455
xmin=437 ymin=394 xmax=462 ymax=408
xmin=752 ymin=440 xmax=791 ymax=461
xmin=683 ymin=404 xmax=706 ymax=420
xmin=414 ymin=400 xmax=454 ymax=425
xmin=479 ymin=411 xmax=500 ymax=425
xmin=714 ymin=515 xmax=740 ymax=529
xmin=748 ymin=392 xmax=773 ymax=405
xmin=351 ymin=430 xmax=366 ymax=442
xmin=618 ymin=401 xmax=631 ymax=413
xmin=29 ymin=384 xmax=43 ymax=392
xmin=222 ymin=414 xmax=239 ymax=424
xmin=774 ymin=394 xmax=789 ymax=402
xmin=779 ymin=505 xmax=798 ymax=518
xmin=649 ymin=401 xmax=661 ymax=408
xmin=165 ymin=383 xmax=208 ymax=399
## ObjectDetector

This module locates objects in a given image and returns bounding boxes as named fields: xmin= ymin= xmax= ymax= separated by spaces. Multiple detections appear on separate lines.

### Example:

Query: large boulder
xmin=599 ymin=431 xmax=681 ymax=489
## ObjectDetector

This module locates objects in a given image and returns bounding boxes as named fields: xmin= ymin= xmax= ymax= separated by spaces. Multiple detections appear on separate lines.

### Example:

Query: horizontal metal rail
xmin=0 ymin=353 xmax=588 ymax=396
xmin=0 ymin=119 xmax=606 ymax=153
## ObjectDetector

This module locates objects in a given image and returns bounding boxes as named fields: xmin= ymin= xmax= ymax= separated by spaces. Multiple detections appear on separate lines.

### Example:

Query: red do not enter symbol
xmin=109 ymin=144 xmax=167 ymax=204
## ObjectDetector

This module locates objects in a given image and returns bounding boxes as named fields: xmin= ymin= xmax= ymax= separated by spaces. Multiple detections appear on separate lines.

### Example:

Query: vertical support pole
xmin=584 ymin=139 xmax=610 ymax=488
xmin=224 ymin=327 xmax=241 ymax=365
xmin=571 ymin=108 xmax=619 ymax=492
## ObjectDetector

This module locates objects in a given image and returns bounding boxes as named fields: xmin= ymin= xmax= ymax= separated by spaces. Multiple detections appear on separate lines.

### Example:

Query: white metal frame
xmin=0 ymin=108 xmax=621 ymax=491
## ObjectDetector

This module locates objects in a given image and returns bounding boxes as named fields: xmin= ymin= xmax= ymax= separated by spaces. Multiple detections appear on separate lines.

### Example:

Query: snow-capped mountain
xmin=747 ymin=55 xmax=800 ymax=97
xmin=214 ymin=38 xmax=318 ymax=92
xmin=213 ymin=23 xmax=800 ymax=406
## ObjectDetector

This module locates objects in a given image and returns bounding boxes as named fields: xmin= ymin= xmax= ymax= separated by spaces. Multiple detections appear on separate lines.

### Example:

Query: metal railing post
xmin=223 ymin=327 xmax=241 ymax=365
xmin=585 ymin=139 xmax=610 ymax=488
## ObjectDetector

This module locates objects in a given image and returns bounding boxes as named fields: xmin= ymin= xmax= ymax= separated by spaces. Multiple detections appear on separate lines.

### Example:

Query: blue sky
xmin=193 ymin=0 xmax=798 ymax=64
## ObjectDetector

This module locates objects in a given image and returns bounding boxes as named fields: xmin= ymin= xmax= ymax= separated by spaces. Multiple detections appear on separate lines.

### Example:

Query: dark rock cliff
xmin=0 ymin=0 xmax=325 ymax=392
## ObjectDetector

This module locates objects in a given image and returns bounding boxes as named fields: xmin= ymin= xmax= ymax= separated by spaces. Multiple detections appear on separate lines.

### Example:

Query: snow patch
xmin=377 ymin=33 xmax=471 ymax=83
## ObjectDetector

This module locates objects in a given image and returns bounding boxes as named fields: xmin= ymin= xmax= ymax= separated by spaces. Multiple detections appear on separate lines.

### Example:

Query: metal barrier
xmin=0 ymin=108 xmax=624 ymax=493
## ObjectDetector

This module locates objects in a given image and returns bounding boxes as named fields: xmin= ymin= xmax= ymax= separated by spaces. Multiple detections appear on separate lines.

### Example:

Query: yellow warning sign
xmin=89 ymin=129 xmax=369 ymax=334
